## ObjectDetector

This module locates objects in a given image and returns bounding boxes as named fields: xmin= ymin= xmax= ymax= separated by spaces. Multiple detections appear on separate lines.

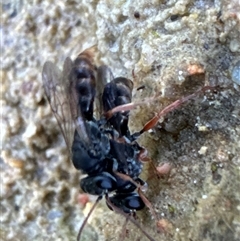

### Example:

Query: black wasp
xmin=42 ymin=46 xmax=215 ymax=241
xmin=42 ymin=47 xmax=156 ymax=241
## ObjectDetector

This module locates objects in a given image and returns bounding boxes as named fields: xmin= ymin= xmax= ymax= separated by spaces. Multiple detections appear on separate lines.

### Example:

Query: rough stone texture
xmin=1 ymin=0 xmax=240 ymax=241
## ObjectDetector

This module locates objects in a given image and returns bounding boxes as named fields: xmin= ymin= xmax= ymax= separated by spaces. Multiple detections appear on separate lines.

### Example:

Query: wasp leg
xmin=77 ymin=195 xmax=102 ymax=241
xmin=136 ymin=86 xmax=216 ymax=135
xmin=138 ymin=148 xmax=160 ymax=178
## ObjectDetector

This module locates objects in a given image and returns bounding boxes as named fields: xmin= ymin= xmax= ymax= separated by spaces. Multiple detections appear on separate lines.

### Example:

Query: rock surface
xmin=1 ymin=1 xmax=240 ymax=241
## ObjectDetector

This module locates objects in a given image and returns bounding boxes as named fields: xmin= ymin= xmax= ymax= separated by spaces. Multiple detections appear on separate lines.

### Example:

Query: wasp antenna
xmin=105 ymin=194 xmax=156 ymax=241
xmin=104 ymin=102 xmax=137 ymax=119
xmin=104 ymin=97 xmax=155 ymax=120
xmin=77 ymin=195 xmax=102 ymax=241
xmin=139 ymin=85 xmax=217 ymax=134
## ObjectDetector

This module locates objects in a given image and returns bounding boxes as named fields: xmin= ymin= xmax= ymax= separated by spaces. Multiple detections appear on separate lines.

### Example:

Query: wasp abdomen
xmin=69 ymin=56 xmax=97 ymax=121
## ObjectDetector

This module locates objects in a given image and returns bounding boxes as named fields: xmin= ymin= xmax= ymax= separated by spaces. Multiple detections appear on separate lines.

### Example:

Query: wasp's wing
xmin=63 ymin=57 xmax=91 ymax=144
xmin=42 ymin=61 xmax=75 ymax=152
xmin=95 ymin=65 xmax=114 ymax=118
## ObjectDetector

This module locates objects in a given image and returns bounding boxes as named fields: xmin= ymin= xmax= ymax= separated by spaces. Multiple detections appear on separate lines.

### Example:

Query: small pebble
xmin=232 ymin=61 xmax=240 ymax=85
xmin=47 ymin=210 xmax=63 ymax=220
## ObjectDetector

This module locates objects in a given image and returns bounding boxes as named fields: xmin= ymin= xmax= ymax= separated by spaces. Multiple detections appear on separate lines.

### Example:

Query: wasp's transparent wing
xmin=63 ymin=57 xmax=91 ymax=144
xmin=42 ymin=61 xmax=75 ymax=152
xmin=95 ymin=65 xmax=114 ymax=118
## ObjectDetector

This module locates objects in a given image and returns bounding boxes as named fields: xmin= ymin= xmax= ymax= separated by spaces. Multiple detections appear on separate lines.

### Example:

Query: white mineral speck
xmin=202 ymin=195 xmax=208 ymax=199
xmin=230 ymin=39 xmax=240 ymax=52
xmin=23 ymin=122 xmax=37 ymax=138
xmin=232 ymin=61 xmax=240 ymax=85
xmin=198 ymin=146 xmax=208 ymax=155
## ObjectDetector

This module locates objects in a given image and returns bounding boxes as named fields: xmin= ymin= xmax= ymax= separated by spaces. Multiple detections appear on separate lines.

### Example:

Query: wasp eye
xmin=97 ymin=179 xmax=113 ymax=189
